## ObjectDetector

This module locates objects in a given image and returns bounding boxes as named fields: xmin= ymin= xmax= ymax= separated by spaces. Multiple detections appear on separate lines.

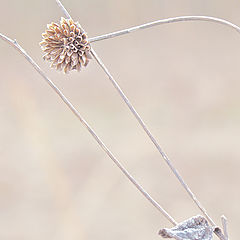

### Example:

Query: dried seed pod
xmin=40 ymin=17 xmax=91 ymax=74
xmin=159 ymin=215 xmax=213 ymax=240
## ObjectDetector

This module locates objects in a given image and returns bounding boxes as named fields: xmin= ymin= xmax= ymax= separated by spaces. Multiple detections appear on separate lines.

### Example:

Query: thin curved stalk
xmin=89 ymin=15 xmax=240 ymax=42
xmin=56 ymin=0 xmax=215 ymax=226
xmin=0 ymin=32 xmax=177 ymax=226
xmin=55 ymin=1 xmax=230 ymax=239
xmin=90 ymin=47 xmax=215 ymax=227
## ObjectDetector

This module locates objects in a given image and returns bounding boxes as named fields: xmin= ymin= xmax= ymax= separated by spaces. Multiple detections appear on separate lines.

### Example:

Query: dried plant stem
xmin=0 ymin=32 xmax=177 ymax=226
xmin=56 ymin=0 xmax=216 ymax=227
xmin=55 ymin=0 xmax=71 ymax=20
xmin=90 ymin=37 xmax=230 ymax=240
xmin=56 ymin=1 xmax=231 ymax=239
xmin=221 ymin=215 xmax=229 ymax=240
xmin=90 ymin=47 xmax=215 ymax=226
xmin=90 ymin=37 xmax=229 ymax=240
xmin=89 ymin=15 xmax=240 ymax=42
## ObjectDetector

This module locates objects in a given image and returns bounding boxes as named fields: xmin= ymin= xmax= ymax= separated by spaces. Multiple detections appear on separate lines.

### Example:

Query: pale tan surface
xmin=1 ymin=0 xmax=240 ymax=239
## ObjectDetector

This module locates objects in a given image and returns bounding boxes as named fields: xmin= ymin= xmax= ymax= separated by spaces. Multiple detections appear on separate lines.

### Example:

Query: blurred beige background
xmin=1 ymin=0 xmax=240 ymax=239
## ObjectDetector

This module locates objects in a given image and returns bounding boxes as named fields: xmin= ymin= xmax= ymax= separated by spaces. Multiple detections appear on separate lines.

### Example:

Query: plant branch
xmin=89 ymin=15 xmax=240 ymax=42
xmin=90 ymin=47 xmax=216 ymax=227
xmin=221 ymin=215 xmax=229 ymax=240
xmin=0 ymin=32 xmax=177 ymax=226
xmin=55 ymin=0 xmax=217 ymax=228
xmin=55 ymin=0 xmax=71 ymax=19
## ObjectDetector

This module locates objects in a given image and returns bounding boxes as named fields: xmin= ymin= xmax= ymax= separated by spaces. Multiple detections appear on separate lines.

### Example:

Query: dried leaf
xmin=159 ymin=215 xmax=213 ymax=240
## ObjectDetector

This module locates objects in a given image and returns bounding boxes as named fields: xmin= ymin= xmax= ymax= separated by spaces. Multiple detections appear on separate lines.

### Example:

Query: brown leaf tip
xmin=40 ymin=17 xmax=91 ymax=74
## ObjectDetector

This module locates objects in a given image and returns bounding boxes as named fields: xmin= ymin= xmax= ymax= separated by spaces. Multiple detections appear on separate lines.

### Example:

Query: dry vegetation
xmin=0 ymin=0 xmax=240 ymax=239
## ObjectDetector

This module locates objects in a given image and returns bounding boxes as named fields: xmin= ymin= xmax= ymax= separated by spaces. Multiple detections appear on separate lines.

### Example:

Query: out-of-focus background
xmin=1 ymin=0 xmax=240 ymax=239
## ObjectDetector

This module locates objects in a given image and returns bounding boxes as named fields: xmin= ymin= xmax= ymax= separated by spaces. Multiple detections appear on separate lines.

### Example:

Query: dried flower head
xmin=40 ymin=17 xmax=91 ymax=74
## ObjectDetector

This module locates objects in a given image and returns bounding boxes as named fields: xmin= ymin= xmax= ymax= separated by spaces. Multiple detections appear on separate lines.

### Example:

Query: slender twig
xmin=221 ymin=215 xmax=229 ymax=240
xmin=90 ymin=47 xmax=215 ymax=225
xmin=55 ymin=2 xmax=232 ymax=239
xmin=55 ymin=0 xmax=71 ymax=20
xmin=0 ymin=32 xmax=177 ymax=226
xmin=55 ymin=0 xmax=216 ymax=227
xmin=90 ymin=49 xmax=227 ymax=240
xmin=89 ymin=16 xmax=240 ymax=43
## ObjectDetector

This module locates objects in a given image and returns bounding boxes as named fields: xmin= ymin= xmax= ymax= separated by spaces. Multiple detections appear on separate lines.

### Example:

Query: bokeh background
xmin=1 ymin=0 xmax=240 ymax=239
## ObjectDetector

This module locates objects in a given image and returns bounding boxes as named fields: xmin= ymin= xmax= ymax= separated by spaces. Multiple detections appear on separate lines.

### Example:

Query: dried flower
xmin=40 ymin=17 xmax=91 ymax=74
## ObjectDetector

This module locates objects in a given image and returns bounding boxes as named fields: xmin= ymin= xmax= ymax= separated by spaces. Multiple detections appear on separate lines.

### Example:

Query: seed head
xmin=40 ymin=17 xmax=91 ymax=74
